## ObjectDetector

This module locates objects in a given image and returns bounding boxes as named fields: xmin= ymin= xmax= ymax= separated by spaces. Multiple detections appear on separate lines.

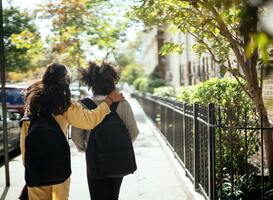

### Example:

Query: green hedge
xmin=177 ymin=78 xmax=253 ymax=108
xmin=120 ymin=64 xmax=144 ymax=85
xmin=132 ymin=70 xmax=166 ymax=93
xmin=153 ymin=86 xmax=175 ymax=97
xmin=153 ymin=78 xmax=261 ymax=199
xmin=133 ymin=77 xmax=148 ymax=92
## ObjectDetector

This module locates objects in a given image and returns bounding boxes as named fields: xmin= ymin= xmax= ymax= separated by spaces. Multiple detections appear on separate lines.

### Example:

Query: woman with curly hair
xmin=72 ymin=62 xmax=139 ymax=200
xmin=20 ymin=63 xmax=124 ymax=200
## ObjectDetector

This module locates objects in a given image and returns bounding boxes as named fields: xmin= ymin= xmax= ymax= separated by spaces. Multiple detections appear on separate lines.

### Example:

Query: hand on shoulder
xmin=107 ymin=90 xmax=125 ymax=103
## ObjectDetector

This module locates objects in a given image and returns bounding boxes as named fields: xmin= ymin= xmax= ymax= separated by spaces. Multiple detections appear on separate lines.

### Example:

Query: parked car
xmin=0 ymin=84 xmax=26 ymax=117
xmin=0 ymin=105 xmax=21 ymax=157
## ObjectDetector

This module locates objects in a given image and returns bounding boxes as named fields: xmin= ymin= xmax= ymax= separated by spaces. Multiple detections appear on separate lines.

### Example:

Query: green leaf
xmin=220 ymin=65 xmax=227 ymax=77
xmin=159 ymin=42 xmax=184 ymax=55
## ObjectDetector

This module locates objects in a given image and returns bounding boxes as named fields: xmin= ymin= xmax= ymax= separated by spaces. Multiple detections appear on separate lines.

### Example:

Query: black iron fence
xmin=137 ymin=93 xmax=273 ymax=200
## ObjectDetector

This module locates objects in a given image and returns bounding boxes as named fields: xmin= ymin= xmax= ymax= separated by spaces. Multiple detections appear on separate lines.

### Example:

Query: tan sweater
xmin=20 ymin=101 xmax=110 ymax=163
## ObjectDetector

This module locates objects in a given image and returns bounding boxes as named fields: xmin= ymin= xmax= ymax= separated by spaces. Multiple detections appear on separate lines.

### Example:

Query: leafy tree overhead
xmin=37 ymin=0 xmax=91 ymax=68
xmin=37 ymin=0 xmax=128 ymax=68
xmin=134 ymin=0 xmax=273 ymax=181
xmin=4 ymin=6 xmax=45 ymax=72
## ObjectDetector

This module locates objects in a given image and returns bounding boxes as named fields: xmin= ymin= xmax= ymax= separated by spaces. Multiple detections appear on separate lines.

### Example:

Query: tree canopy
xmin=4 ymin=6 xmax=45 ymax=72
xmin=37 ymin=0 xmax=129 ymax=68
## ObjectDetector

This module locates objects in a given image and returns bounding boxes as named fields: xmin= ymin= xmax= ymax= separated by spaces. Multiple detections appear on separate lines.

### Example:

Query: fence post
xmin=152 ymin=100 xmax=156 ymax=122
xmin=164 ymin=106 xmax=167 ymax=136
xmin=159 ymin=104 xmax=162 ymax=131
xmin=172 ymin=108 xmax=176 ymax=149
xmin=193 ymin=103 xmax=200 ymax=190
xmin=208 ymin=103 xmax=216 ymax=200
xmin=183 ymin=103 xmax=187 ymax=171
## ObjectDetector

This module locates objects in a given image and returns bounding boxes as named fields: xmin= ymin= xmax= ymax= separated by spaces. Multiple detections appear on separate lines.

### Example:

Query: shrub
xmin=147 ymin=70 xmax=165 ymax=90
xmin=147 ymin=78 xmax=165 ymax=91
xmin=132 ymin=70 xmax=166 ymax=93
xmin=153 ymin=86 xmax=175 ymax=97
xmin=142 ymin=77 xmax=261 ymax=199
xmin=176 ymin=78 xmax=260 ymax=200
xmin=120 ymin=64 xmax=144 ymax=85
xmin=8 ymin=67 xmax=45 ymax=82
xmin=133 ymin=77 xmax=148 ymax=91
xmin=177 ymin=78 xmax=252 ymax=106
xmin=8 ymin=72 xmax=25 ymax=82
xmin=176 ymin=86 xmax=196 ymax=103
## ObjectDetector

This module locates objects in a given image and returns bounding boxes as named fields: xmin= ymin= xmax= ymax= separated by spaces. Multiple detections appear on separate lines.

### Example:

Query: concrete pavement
xmin=0 ymin=97 xmax=203 ymax=200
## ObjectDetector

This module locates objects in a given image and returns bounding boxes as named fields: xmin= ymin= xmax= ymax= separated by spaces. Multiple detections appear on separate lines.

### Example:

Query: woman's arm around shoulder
xmin=64 ymin=101 xmax=111 ymax=130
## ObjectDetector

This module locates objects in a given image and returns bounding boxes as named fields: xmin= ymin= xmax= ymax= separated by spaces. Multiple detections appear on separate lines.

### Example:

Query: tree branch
xmin=226 ymin=57 xmax=253 ymax=99
xmin=192 ymin=2 xmax=244 ymax=48
xmin=249 ymin=50 xmax=260 ymax=91
xmin=189 ymin=32 xmax=221 ymax=63
xmin=198 ymin=2 xmax=259 ymax=91
xmin=260 ymin=61 xmax=264 ymax=90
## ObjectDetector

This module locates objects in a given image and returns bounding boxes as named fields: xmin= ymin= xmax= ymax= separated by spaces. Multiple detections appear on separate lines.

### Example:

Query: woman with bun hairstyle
xmin=20 ymin=63 xmax=124 ymax=200
xmin=72 ymin=62 xmax=139 ymax=200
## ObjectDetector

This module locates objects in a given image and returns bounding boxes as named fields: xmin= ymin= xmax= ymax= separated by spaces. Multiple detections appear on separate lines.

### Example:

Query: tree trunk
xmin=203 ymin=0 xmax=273 ymax=182
xmin=238 ymin=3 xmax=273 ymax=181
xmin=157 ymin=26 xmax=166 ymax=79
xmin=252 ymin=89 xmax=273 ymax=182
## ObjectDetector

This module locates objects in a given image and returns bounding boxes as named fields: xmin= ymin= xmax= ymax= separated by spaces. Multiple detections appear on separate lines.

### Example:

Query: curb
xmin=139 ymin=106 xmax=205 ymax=200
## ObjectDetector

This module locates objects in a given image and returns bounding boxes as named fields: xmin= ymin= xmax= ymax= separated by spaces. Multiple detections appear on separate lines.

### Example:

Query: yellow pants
xmin=27 ymin=178 xmax=71 ymax=200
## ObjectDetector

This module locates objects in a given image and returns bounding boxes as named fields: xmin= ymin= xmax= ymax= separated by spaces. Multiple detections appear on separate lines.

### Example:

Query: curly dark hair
xmin=25 ymin=63 xmax=72 ymax=116
xmin=79 ymin=62 xmax=119 ymax=95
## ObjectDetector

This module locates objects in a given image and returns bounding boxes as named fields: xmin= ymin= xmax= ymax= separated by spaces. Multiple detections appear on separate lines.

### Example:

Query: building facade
xmin=139 ymin=28 xmax=158 ymax=75
xmin=139 ymin=26 xmax=273 ymax=121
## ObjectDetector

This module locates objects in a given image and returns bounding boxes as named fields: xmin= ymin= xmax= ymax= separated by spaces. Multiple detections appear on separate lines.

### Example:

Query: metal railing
xmin=137 ymin=93 xmax=273 ymax=200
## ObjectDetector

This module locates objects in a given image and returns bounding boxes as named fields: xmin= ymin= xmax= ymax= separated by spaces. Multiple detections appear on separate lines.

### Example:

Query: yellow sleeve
xmin=20 ymin=120 xmax=30 ymax=166
xmin=64 ymin=101 xmax=110 ymax=130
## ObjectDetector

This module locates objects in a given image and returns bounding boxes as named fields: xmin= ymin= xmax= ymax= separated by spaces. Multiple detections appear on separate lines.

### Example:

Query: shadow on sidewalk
xmin=0 ymin=186 xmax=9 ymax=200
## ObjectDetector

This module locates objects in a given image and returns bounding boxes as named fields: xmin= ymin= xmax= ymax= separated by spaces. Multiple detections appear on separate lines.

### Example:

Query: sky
xmin=4 ymin=0 xmax=46 ymax=10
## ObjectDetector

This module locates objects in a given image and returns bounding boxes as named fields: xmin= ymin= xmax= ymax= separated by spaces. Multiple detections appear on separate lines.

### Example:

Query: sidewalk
xmin=0 ymin=97 xmax=203 ymax=200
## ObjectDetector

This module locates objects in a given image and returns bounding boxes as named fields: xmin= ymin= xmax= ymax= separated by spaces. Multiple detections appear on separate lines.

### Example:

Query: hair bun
xmin=79 ymin=62 xmax=100 ymax=88
xmin=79 ymin=61 xmax=118 ymax=95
